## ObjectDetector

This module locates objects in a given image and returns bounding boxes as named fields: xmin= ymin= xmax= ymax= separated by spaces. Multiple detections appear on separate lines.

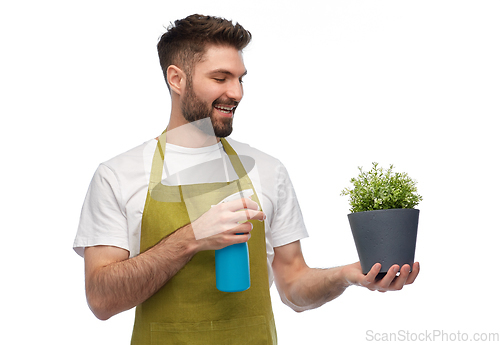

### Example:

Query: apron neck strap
xmin=149 ymin=131 xmax=167 ymax=188
xmin=220 ymin=138 xmax=248 ymax=180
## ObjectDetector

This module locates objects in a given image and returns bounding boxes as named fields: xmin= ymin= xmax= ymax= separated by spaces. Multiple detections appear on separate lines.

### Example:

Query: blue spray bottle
xmin=215 ymin=189 xmax=254 ymax=292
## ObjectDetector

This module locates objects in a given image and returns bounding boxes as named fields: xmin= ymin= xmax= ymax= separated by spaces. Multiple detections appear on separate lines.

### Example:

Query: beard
xmin=180 ymin=80 xmax=237 ymax=138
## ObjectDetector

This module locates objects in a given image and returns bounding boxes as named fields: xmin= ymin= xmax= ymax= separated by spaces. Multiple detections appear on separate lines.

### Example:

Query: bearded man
xmin=74 ymin=14 xmax=419 ymax=344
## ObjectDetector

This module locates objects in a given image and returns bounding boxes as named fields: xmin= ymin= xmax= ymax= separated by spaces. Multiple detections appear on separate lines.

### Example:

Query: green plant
xmin=341 ymin=162 xmax=423 ymax=213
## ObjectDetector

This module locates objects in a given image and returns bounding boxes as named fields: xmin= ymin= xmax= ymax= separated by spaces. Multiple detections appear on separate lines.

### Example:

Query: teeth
xmin=215 ymin=105 xmax=234 ymax=114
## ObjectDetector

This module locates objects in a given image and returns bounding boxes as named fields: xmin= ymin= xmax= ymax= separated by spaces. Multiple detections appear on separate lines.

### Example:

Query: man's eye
xmin=214 ymin=78 xmax=225 ymax=82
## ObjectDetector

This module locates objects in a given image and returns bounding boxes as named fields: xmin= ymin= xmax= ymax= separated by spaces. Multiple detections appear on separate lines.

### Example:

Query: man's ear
xmin=166 ymin=65 xmax=186 ymax=95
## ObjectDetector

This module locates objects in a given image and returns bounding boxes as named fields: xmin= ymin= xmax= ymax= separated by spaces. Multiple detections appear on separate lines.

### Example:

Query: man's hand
xmin=192 ymin=197 xmax=265 ymax=251
xmin=273 ymin=241 xmax=420 ymax=313
xmin=342 ymin=261 xmax=420 ymax=293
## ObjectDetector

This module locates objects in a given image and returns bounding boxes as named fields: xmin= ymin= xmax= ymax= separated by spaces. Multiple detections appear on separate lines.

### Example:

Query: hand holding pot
xmin=343 ymin=261 xmax=420 ymax=293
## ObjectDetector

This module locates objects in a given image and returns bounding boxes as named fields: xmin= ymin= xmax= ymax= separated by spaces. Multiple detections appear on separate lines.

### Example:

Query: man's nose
xmin=226 ymin=79 xmax=243 ymax=102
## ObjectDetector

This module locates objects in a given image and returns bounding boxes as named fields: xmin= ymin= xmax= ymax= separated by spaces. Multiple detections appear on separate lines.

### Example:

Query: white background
xmin=1 ymin=1 xmax=499 ymax=343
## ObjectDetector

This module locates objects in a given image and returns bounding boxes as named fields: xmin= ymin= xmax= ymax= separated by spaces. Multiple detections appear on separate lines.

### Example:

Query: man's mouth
xmin=213 ymin=104 xmax=236 ymax=117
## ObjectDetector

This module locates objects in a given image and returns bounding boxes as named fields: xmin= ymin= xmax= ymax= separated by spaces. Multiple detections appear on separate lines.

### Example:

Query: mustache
xmin=212 ymin=98 xmax=239 ymax=107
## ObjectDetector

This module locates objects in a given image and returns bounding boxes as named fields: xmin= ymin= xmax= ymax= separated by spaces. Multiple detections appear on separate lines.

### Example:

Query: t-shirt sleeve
xmin=270 ymin=163 xmax=309 ymax=247
xmin=73 ymin=164 xmax=130 ymax=257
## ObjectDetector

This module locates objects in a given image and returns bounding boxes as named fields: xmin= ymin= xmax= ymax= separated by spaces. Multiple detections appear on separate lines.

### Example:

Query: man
xmin=74 ymin=14 xmax=419 ymax=344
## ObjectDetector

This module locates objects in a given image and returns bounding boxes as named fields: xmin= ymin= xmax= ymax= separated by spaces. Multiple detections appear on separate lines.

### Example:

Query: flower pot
xmin=348 ymin=208 xmax=419 ymax=275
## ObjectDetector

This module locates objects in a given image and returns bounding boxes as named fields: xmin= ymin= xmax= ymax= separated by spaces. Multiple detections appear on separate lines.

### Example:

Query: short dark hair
xmin=157 ymin=14 xmax=252 ymax=90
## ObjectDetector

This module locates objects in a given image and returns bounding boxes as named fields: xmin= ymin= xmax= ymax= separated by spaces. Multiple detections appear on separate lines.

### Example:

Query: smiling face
xmin=180 ymin=44 xmax=247 ymax=138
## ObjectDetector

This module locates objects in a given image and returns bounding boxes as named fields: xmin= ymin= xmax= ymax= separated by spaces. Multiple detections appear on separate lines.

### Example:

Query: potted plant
xmin=341 ymin=162 xmax=422 ymax=277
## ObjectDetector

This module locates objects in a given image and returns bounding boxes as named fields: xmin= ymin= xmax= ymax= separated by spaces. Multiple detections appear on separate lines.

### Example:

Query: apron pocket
xmin=150 ymin=315 xmax=270 ymax=345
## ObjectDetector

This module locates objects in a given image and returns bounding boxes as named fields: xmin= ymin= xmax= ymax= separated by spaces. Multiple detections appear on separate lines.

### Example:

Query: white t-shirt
xmin=73 ymin=137 xmax=308 ymax=286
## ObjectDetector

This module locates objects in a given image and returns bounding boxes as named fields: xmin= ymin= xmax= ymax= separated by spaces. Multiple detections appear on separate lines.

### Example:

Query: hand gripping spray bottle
xmin=215 ymin=189 xmax=254 ymax=292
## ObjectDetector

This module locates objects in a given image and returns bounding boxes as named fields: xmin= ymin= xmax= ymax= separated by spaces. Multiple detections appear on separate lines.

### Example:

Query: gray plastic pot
xmin=348 ymin=208 xmax=419 ymax=275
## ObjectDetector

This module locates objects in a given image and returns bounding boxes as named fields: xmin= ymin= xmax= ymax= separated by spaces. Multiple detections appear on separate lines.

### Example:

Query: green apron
xmin=131 ymin=132 xmax=277 ymax=344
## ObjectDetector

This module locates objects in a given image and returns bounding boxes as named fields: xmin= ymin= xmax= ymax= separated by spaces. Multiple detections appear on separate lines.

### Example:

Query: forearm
xmin=86 ymin=225 xmax=197 ymax=320
xmin=274 ymin=240 xmax=420 ymax=313
xmin=283 ymin=266 xmax=350 ymax=312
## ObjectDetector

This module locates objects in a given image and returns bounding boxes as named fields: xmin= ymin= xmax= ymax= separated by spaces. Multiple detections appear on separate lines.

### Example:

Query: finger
xmin=389 ymin=264 xmax=411 ymax=291
xmin=405 ymin=262 xmax=420 ymax=285
xmin=226 ymin=221 xmax=254 ymax=234
xmin=232 ymin=209 xmax=266 ymax=223
xmin=377 ymin=265 xmax=399 ymax=290
xmin=229 ymin=232 xmax=252 ymax=244
xmin=232 ymin=198 xmax=264 ymax=222
xmin=223 ymin=224 xmax=253 ymax=243
xmin=364 ymin=263 xmax=382 ymax=285
xmin=225 ymin=197 xmax=259 ymax=212
xmin=203 ymin=228 xmax=252 ymax=250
